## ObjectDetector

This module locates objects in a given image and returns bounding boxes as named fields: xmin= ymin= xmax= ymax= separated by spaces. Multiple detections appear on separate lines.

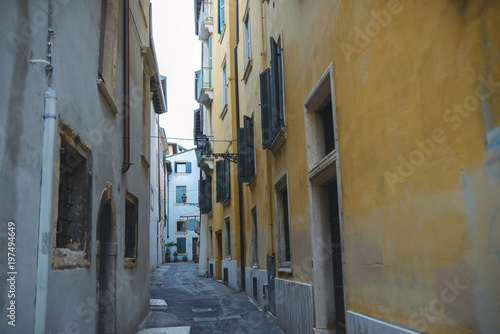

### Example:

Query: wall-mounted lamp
xmin=195 ymin=134 xmax=238 ymax=164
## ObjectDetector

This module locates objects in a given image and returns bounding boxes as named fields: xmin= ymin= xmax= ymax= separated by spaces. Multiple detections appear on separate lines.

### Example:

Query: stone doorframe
xmin=304 ymin=63 xmax=347 ymax=333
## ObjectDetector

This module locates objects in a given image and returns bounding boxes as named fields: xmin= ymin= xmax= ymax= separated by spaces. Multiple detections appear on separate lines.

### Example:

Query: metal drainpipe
xmin=122 ymin=0 xmax=131 ymax=173
xmin=35 ymin=88 xmax=57 ymax=334
xmin=35 ymin=0 xmax=56 ymax=331
xmin=234 ymin=0 xmax=245 ymax=292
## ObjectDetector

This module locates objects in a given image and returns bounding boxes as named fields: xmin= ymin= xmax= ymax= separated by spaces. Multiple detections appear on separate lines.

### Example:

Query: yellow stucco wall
xmin=206 ymin=0 xmax=499 ymax=332
xmin=235 ymin=0 xmax=500 ymax=332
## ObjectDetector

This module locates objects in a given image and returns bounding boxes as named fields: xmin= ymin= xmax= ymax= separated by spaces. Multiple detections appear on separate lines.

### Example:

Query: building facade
xmin=195 ymin=0 xmax=500 ymax=333
xmin=166 ymin=148 xmax=201 ymax=262
xmin=0 ymin=1 xmax=166 ymax=333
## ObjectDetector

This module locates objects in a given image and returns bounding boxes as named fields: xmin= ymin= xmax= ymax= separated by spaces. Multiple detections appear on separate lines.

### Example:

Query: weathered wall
xmin=331 ymin=1 xmax=500 ymax=333
xmin=234 ymin=0 xmax=500 ymax=333
xmin=0 ymin=0 xmax=152 ymax=332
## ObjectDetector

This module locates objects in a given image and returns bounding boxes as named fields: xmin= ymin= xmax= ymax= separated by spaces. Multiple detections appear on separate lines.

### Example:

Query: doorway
xmin=328 ymin=181 xmax=346 ymax=333
xmin=216 ymin=231 xmax=223 ymax=280
xmin=192 ymin=237 xmax=198 ymax=256
xmin=96 ymin=186 xmax=117 ymax=334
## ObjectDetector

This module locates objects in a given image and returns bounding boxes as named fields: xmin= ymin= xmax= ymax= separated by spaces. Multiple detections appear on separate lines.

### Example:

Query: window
xmin=260 ymin=37 xmax=284 ymax=149
xmin=275 ymin=174 xmax=291 ymax=269
xmin=176 ymin=220 xmax=186 ymax=233
xmin=216 ymin=159 xmax=230 ymax=203
xmin=224 ymin=217 xmax=231 ymax=259
xmin=97 ymin=0 xmax=119 ymax=109
xmin=175 ymin=161 xmax=191 ymax=174
xmin=243 ymin=6 xmax=251 ymax=70
xmin=221 ymin=60 xmax=227 ymax=109
xmin=251 ymin=206 xmax=258 ymax=267
xmin=176 ymin=185 xmax=187 ymax=204
xmin=217 ymin=0 xmax=225 ymax=34
xmin=200 ymin=174 xmax=213 ymax=214
xmin=53 ymin=125 xmax=92 ymax=269
xmin=238 ymin=115 xmax=255 ymax=182
xmin=176 ymin=237 xmax=187 ymax=254
xmin=125 ymin=191 xmax=138 ymax=265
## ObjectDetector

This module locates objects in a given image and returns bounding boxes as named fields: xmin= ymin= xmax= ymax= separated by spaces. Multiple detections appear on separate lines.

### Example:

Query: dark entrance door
xmin=97 ymin=196 xmax=117 ymax=334
xmin=267 ymin=253 xmax=276 ymax=316
xmin=328 ymin=181 xmax=346 ymax=334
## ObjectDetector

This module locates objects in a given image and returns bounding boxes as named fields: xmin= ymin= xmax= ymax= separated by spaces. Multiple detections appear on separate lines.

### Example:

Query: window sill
xmin=270 ymin=128 xmax=286 ymax=156
xmin=224 ymin=257 xmax=232 ymax=261
xmin=242 ymin=59 xmax=253 ymax=83
xmin=52 ymin=248 xmax=90 ymax=270
xmin=278 ymin=262 xmax=292 ymax=274
xmin=124 ymin=257 xmax=137 ymax=269
xmin=247 ymin=175 xmax=257 ymax=190
xmin=222 ymin=197 xmax=231 ymax=207
xmin=175 ymin=231 xmax=188 ymax=234
xmin=220 ymin=104 xmax=228 ymax=120
xmin=208 ymin=211 xmax=213 ymax=218
xmin=97 ymin=79 xmax=118 ymax=115
xmin=252 ymin=264 xmax=259 ymax=269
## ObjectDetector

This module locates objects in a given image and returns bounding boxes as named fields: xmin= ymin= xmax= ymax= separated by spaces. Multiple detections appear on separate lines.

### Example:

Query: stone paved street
xmin=137 ymin=263 xmax=285 ymax=334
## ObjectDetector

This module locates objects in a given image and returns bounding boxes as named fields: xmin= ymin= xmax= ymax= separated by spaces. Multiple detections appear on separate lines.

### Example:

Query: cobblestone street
xmin=137 ymin=263 xmax=285 ymax=334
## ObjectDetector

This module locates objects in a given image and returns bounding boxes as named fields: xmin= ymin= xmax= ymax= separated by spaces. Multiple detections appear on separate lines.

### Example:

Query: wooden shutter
xmin=194 ymin=109 xmax=201 ymax=139
xmin=224 ymin=159 xmax=230 ymax=201
xmin=206 ymin=174 xmax=212 ymax=212
xmin=186 ymin=162 xmax=192 ymax=174
xmin=245 ymin=116 xmax=255 ymax=178
xmin=270 ymin=37 xmax=283 ymax=136
xmin=238 ymin=116 xmax=255 ymax=183
xmin=216 ymin=160 xmax=223 ymax=203
xmin=200 ymin=179 xmax=207 ymax=214
xmin=217 ymin=0 xmax=221 ymax=33
xmin=237 ymin=127 xmax=247 ymax=183
xmin=260 ymin=69 xmax=273 ymax=149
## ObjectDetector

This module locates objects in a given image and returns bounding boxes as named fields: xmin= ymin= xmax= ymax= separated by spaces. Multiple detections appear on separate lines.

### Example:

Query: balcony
xmin=198 ymin=1 xmax=213 ymax=41
xmin=196 ymin=67 xmax=213 ymax=106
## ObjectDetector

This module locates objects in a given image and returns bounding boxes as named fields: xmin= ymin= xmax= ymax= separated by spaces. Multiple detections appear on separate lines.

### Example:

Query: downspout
xmin=234 ymin=0 xmax=245 ymax=291
xmin=122 ymin=0 xmax=131 ymax=173
xmin=35 ymin=0 xmax=56 ymax=332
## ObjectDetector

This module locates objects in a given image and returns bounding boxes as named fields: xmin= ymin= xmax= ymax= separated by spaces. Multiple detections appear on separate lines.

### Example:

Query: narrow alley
xmin=137 ymin=262 xmax=284 ymax=334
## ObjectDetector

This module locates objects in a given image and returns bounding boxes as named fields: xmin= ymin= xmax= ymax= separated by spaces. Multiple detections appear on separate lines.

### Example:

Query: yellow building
xmin=195 ymin=1 xmax=500 ymax=333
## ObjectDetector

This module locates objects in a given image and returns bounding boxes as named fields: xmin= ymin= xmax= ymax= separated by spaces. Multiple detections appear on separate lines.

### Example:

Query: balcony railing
xmin=198 ymin=1 xmax=213 ymax=35
xmin=197 ymin=67 xmax=212 ymax=101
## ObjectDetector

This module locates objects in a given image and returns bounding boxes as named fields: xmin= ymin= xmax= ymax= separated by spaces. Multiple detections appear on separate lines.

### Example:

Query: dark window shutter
xmin=260 ymin=68 xmax=273 ymax=149
xmin=217 ymin=0 xmax=221 ymax=33
xmin=238 ymin=116 xmax=255 ymax=183
xmin=216 ymin=160 xmax=223 ymax=203
xmin=174 ymin=162 xmax=177 ymax=173
xmin=270 ymin=37 xmax=282 ymax=136
xmin=238 ymin=127 xmax=247 ymax=183
xmin=194 ymin=109 xmax=201 ymax=139
xmin=200 ymin=179 xmax=207 ymax=214
xmin=224 ymin=159 xmax=230 ymax=201
xmin=246 ymin=116 xmax=255 ymax=178
xmin=207 ymin=174 xmax=212 ymax=212
xmin=186 ymin=162 xmax=192 ymax=174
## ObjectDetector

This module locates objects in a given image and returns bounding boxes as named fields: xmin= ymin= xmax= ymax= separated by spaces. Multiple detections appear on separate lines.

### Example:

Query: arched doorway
xmin=96 ymin=185 xmax=117 ymax=333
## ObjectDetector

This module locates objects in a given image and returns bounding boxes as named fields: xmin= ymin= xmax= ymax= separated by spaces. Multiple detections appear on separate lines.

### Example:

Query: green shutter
xmin=174 ymin=162 xmax=177 ymax=173
xmin=224 ymin=159 xmax=230 ymax=200
xmin=207 ymin=174 xmax=212 ymax=212
xmin=260 ymin=69 xmax=273 ymax=149
xmin=238 ymin=116 xmax=255 ymax=183
xmin=270 ymin=37 xmax=282 ymax=139
xmin=186 ymin=162 xmax=192 ymax=173
xmin=216 ymin=160 xmax=223 ymax=202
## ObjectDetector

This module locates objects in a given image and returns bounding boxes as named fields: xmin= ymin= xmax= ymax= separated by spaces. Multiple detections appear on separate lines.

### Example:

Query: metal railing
xmin=197 ymin=67 xmax=212 ymax=100
xmin=198 ymin=1 xmax=213 ymax=33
